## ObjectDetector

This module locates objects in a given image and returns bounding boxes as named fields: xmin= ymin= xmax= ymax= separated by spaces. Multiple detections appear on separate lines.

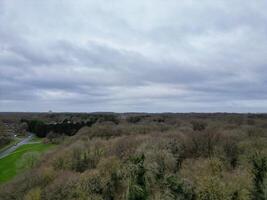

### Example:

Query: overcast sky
xmin=1 ymin=0 xmax=267 ymax=112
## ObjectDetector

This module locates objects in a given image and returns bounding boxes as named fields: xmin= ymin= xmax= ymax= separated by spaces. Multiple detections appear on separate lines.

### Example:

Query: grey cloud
xmin=1 ymin=0 xmax=267 ymax=112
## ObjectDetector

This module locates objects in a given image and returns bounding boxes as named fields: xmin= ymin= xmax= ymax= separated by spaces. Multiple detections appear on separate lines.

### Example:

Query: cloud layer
xmin=1 ymin=0 xmax=267 ymax=112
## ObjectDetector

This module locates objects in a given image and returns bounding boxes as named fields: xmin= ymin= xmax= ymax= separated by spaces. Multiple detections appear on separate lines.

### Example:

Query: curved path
xmin=0 ymin=133 xmax=34 ymax=159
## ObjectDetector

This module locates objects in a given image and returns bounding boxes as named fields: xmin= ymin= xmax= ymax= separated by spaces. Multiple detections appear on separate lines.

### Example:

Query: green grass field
xmin=29 ymin=136 xmax=43 ymax=143
xmin=0 ymin=143 xmax=54 ymax=183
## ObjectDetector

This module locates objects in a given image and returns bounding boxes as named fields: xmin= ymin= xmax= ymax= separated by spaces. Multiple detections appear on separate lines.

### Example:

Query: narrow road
xmin=0 ymin=133 xmax=34 ymax=159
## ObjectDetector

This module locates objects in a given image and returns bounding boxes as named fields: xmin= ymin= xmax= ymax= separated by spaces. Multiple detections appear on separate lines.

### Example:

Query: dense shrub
xmin=127 ymin=116 xmax=143 ymax=123
xmin=184 ymin=129 xmax=221 ymax=158
xmin=250 ymin=153 xmax=267 ymax=200
xmin=164 ymin=175 xmax=196 ymax=200
xmin=191 ymin=121 xmax=207 ymax=131
xmin=222 ymin=139 xmax=239 ymax=169
xmin=127 ymin=154 xmax=147 ymax=200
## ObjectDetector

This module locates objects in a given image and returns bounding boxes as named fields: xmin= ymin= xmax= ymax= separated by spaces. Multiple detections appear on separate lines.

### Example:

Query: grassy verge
xmin=0 ymin=143 xmax=54 ymax=183
xmin=29 ymin=135 xmax=43 ymax=143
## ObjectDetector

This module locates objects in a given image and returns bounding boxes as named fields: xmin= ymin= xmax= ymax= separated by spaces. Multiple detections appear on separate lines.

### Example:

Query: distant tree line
xmin=21 ymin=114 xmax=119 ymax=138
xmin=21 ymin=119 xmax=87 ymax=137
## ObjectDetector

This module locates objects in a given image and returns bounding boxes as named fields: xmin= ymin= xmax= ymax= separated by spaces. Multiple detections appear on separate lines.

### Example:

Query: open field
xmin=0 ymin=143 xmax=54 ymax=183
